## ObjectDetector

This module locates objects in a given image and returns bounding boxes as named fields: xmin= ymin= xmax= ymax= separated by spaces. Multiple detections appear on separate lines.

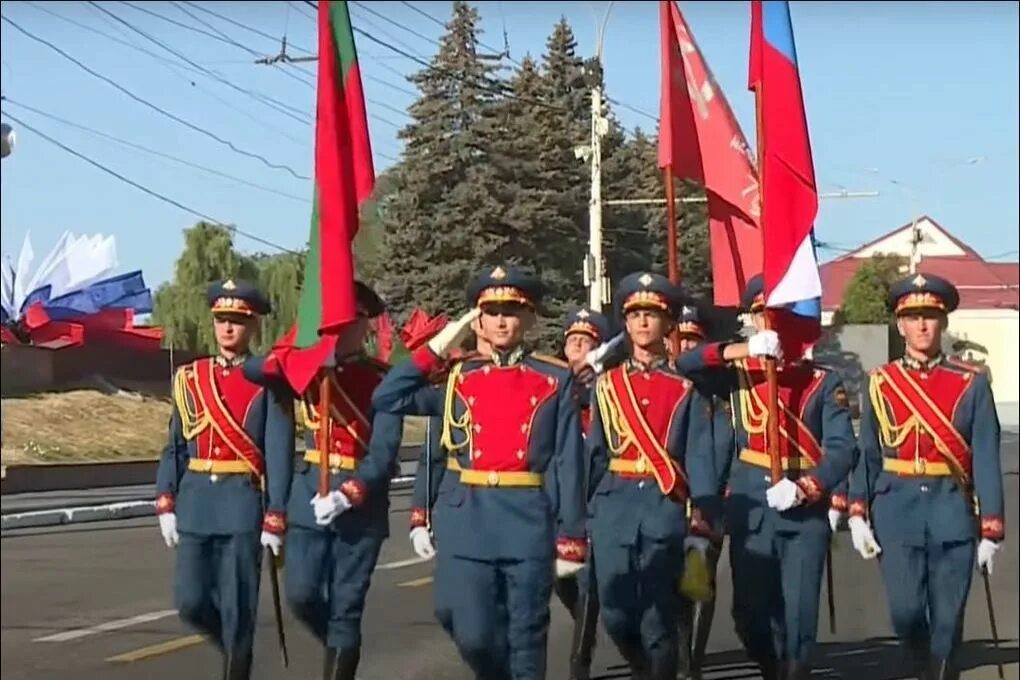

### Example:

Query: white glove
xmin=828 ymin=508 xmax=844 ymax=533
xmin=585 ymin=332 xmax=625 ymax=373
xmin=766 ymin=478 xmax=803 ymax=512
xmin=260 ymin=531 xmax=283 ymax=557
xmin=409 ymin=527 xmax=436 ymax=560
xmin=848 ymin=516 xmax=882 ymax=560
xmin=159 ymin=512 xmax=179 ymax=548
xmin=977 ymin=539 xmax=1000 ymax=575
xmin=684 ymin=535 xmax=710 ymax=556
xmin=748 ymin=330 xmax=782 ymax=360
xmin=311 ymin=490 xmax=352 ymax=526
xmin=427 ymin=308 xmax=481 ymax=357
xmin=556 ymin=559 xmax=584 ymax=579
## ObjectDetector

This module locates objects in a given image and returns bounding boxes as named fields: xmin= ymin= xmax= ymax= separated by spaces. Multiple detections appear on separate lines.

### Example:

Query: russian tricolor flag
xmin=749 ymin=0 xmax=821 ymax=359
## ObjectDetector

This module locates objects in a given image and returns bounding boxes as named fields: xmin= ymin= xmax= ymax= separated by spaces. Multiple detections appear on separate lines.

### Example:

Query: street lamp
xmin=1 ymin=122 xmax=14 ymax=159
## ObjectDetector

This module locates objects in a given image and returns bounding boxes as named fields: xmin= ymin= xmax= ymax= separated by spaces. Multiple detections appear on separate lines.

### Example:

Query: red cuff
xmin=340 ymin=478 xmax=367 ymax=508
xmin=556 ymin=536 xmax=587 ymax=563
xmin=411 ymin=346 xmax=445 ymax=377
xmin=830 ymin=494 xmax=848 ymax=512
xmin=688 ymin=508 xmax=716 ymax=541
xmin=981 ymin=515 xmax=1004 ymax=541
xmin=849 ymin=500 xmax=868 ymax=518
xmin=701 ymin=342 xmax=725 ymax=368
xmin=796 ymin=476 xmax=824 ymax=505
xmin=410 ymin=507 xmax=428 ymax=529
xmin=155 ymin=493 xmax=175 ymax=514
xmin=262 ymin=511 xmax=287 ymax=535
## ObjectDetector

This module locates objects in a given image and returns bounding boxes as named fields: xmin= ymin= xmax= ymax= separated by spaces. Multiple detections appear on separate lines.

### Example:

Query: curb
xmin=2 ymin=500 xmax=156 ymax=531
xmin=1 ymin=475 xmax=416 ymax=532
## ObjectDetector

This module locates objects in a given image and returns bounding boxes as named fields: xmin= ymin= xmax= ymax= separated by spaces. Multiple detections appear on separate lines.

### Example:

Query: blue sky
xmin=2 ymin=1 xmax=1018 ymax=293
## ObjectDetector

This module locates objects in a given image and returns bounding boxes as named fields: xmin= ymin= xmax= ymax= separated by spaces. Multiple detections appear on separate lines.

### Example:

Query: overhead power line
xmin=0 ymin=14 xmax=310 ymax=181
xmin=167 ymin=1 xmax=316 ymax=88
xmin=182 ymin=0 xmax=314 ymax=54
xmin=2 ymin=98 xmax=312 ymax=205
xmin=351 ymin=1 xmax=442 ymax=50
xmin=89 ymin=2 xmax=312 ymax=125
xmin=399 ymin=1 xmax=445 ymax=29
xmin=0 ymin=110 xmax=299 ymax=255
xmin=26 ymin=1 xmax=310 ymax=147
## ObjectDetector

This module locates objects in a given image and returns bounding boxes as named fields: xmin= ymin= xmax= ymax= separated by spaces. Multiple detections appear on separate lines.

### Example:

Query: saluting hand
xmin=427 ymin=308 xmax=482 ymax=358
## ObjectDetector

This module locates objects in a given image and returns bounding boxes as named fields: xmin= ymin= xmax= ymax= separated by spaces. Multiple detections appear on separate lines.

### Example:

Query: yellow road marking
xmin=106 ymin=634 xmax=206 ymax=663
xmin=398 ymin=576 xmax=433 ymax=588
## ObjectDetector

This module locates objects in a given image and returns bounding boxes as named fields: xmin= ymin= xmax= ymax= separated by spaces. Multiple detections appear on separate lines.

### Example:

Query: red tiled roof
xmin=987 ymin=262 xmax=1019 ymax=286
xmin=820 ymin=218 xmax=1019 ymax=312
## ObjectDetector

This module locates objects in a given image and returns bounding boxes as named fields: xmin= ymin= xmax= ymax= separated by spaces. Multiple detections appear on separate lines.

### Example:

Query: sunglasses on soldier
xmin=480 ymin=302 xmax=528 ymax=318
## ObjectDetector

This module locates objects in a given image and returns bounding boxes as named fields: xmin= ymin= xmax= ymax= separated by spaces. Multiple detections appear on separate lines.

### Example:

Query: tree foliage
xmin=838 ymin=253 xmax=908 ymax=325
xmin=152 ymin=7 xmax=715 ymax=357
xmin=153 ymin=222 xmax=259 ymax=354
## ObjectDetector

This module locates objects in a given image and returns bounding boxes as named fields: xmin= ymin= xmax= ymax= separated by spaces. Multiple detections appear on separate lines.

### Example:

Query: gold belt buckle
xmin=914 ymin=458 xmax=926 ymax=475
xmin=635 ymin=459 xmax=647 ymax=473
xmin=487 ymin=471 xmax=500 ymax=487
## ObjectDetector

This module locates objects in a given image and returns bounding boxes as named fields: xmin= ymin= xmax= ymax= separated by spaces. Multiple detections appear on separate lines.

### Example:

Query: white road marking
xmin=33 ymin=549 xmax=426 ymax=646
xmin=34 ymin=609 xmax=178 ymax=643
xmin=375 ymin=556 xmax=430 ymax=571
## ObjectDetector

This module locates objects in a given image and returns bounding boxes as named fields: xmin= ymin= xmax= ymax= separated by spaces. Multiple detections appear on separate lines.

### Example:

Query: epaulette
xmin=529 ymin=352 xmax=569 ymax=369
xmin=946 ymin=357 xmax=982 ymax=374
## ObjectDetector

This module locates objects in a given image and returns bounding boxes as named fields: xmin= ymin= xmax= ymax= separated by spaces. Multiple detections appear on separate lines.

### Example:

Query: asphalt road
xmin=2 ymin=438 xmax=1018 ymax=680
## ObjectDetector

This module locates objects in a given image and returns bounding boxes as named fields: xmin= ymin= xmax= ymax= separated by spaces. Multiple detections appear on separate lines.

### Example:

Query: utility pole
xmin=908 ymin=215 xmax=923 ymax=274
xmin=586 ymin=71 xmax=609 ymax=310
xmin=580 ymin=2 xmax=615 ymax=312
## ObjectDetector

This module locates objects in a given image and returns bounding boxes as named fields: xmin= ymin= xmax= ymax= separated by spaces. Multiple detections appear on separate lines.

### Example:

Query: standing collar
xmin=901 ymin=352 xmax=945 ymax=372
xmin=490 ymin=345 xmax=526 ymax=368
xmin=214 ymin=353 xmax=249 ymax=368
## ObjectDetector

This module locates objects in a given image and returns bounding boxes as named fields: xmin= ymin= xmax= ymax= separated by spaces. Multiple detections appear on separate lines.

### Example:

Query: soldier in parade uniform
xmin=155 ymin=279 xmax=294 ymax=680
xmin=847 ymin=273 xmax=1004 ymax=680
xmin=675 ymin=274 xmax=857 ymax=680
xmin=409 ymin=321 xmax=492 ymax=636
xmin=374 ymin=264 xmax=589 ymax=680
xmin=554 ymin=307 xmax=610 ymax=680
xmin=587 ymin=272 xmax=719 ymax=680
xmin=672 ymin=305 xmax=730 ymax=680
xmin=246 ymin=282 xmax=401 ymax=680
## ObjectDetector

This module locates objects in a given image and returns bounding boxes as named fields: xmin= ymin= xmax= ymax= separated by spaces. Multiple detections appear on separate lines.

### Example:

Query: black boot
xmin=907 ymin=639 xmax=932 ymax=680
xmin=689 ymin=598 xmax=716 ymax=680
xmin=754 ymin=655 xmax=780 ymax=680
xmin=568 ymin=589 xmax=599 ymax=680
xmin=930 ymin=657 xmax=959 ymax=680
xmin=223 ymin=651 xmax=253 ymax=680
xmin=785 ymin=660 xmax=810 ymax=680
xmin=614 ymin=638 xmax=649 ymax=680
xmin=677 ymin=597 xmax=694 ymax=680
xmin=323 ymin=647 xmax=339 ymax=680
xmin=323 ymin=647 xmax=361 ymax=680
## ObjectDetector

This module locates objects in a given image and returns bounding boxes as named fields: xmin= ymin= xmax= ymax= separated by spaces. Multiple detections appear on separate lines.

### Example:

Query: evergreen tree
xmin=602 ymin=127 xmax=712 ymax=300
xmin=253 ymin=250 xmax=305 ymax=352
xmin=518 ymin=19 xmax=597 ymax=349
xmin=377 ymin=1 xmax=512 ymax=322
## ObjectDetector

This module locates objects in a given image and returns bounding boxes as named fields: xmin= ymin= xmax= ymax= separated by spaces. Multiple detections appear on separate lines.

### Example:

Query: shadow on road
xmin=596 ymin=637 xmax=1019 ymax=679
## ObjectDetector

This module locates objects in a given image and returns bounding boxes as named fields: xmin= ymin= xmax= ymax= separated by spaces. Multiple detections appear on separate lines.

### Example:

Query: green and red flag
xmin=264 ymin=0 xmax=375 ymax=393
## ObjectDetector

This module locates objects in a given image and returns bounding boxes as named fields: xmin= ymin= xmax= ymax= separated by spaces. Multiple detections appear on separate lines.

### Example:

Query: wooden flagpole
xmin=753 ymin=70 xmax=784 ymax=486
